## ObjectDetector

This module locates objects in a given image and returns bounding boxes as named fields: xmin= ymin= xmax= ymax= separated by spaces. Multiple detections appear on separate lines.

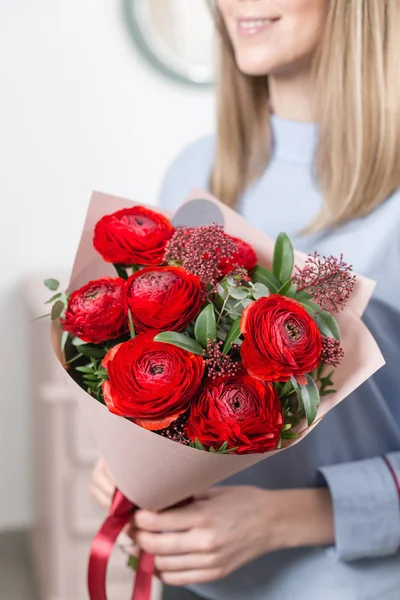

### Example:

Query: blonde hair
xmin=210 ymin=0 xmax=400 ymax=231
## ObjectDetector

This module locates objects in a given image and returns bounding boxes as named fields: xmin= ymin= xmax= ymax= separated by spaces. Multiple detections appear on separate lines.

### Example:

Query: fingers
xmin=134 ymin=501 xmax=208 ymax=533
xmin=155 ymin=552 xmax=219 ymax=572
xmin=160 ymin=568 xmax=227 ymax=587
xmin=90 ymin=458 xmax=115 ymax=509
xmin=136 ymin=528 xmax=219 ymax=556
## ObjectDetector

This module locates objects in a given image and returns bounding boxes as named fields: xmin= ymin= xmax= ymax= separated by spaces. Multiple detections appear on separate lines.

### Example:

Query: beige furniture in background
xmin=27 ymin=274 xmax=161 ymax=600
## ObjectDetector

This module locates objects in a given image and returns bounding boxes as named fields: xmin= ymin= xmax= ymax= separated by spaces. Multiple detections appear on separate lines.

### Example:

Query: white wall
xmin=0 ymin=0 xmax=214 ymax=529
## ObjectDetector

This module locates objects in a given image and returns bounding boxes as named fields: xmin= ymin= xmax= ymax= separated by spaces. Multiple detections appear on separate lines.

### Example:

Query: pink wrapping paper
xmin=51 ymin=190 xmax=385 ymax=511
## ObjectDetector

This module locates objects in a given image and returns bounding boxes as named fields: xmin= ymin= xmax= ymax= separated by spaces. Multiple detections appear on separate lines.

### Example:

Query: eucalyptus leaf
xmin=51 ymin=300 xmax=65 ymax=321
xmin=252 ymin=265 xmax=280 ymax=293
xmin=72 ymin=336 xmax=87 ymax=347
xmin=45 ymin=292 xmax=62 ymax=305
xmin=252 ymin=282 xmax=270 ymax=300
xmin=222 ymin=317 xmax=241 ymax=354
xmin=273 ymin=233 xmax=294 ymax=283
xmin=229 ymin=287 xmax=249 ymax=301
xmin=314 ymin=310 xmax=340 ymax=341
xmin=299 ymin=374 xmax=320 ymax=426
xmin=61 ymin=330 xmax=69 ymax=352
xmin=224 ymin=299 xmax=242 ymax=318
xmin=241 ymin=298 xmax=253 ymax=308
xmin=154 ymin=332 xmax=204 ymax=356
xmin=44 ymin=278 xmax=60 ymax=291
xmin=194 ymin=304 xmax=217 ymax=348
xmin=30 ymin=313 xmax=51 ymax=322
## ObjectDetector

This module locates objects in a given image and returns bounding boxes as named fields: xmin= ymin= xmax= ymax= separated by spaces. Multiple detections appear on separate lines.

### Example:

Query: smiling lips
xmin=237 ymin=17 xmax=280 ymax=37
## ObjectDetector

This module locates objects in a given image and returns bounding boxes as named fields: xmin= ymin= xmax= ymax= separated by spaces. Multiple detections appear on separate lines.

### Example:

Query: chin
xmin=234 ymin=50 xmax=282 ymax=77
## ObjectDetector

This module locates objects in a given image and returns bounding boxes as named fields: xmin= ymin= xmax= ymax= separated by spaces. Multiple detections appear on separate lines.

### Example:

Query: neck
xmin=269 ymin=67 xmax=316 ymax=122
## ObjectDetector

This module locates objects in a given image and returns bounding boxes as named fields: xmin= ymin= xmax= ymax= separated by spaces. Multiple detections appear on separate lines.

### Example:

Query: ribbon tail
xmin=88 ymin=513 xmax=131 ymax=600
xmin=133 ymin=551 xmax=155 ymax=600
xmin=88 ymin=489 xmax=155 ymax=600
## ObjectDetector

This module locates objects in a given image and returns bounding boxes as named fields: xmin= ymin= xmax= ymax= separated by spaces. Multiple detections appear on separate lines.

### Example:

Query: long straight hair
xmin=209 ymin=0 xmax=400 ymax=231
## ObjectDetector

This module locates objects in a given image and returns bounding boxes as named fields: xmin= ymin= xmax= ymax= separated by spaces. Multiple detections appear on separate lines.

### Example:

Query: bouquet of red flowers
xmin=47 ymin=190 xmax=384 ymax=600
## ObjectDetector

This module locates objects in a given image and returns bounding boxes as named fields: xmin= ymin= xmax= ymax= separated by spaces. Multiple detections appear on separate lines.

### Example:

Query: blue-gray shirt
xmin=158 ymin=116 xmax=400 ymax=600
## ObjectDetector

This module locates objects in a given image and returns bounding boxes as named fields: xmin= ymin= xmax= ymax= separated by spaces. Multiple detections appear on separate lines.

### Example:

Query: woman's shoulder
xmin=158 ymin=135 xmax=215 ymax=211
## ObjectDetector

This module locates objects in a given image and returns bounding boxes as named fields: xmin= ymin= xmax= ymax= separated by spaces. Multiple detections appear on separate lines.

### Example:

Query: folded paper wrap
xmin=51 ymin=190 xmax=385 ymax=511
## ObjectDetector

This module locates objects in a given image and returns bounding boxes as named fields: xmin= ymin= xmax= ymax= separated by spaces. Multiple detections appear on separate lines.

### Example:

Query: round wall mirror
xmin=124 ymin=0 xmax=215 ymax=86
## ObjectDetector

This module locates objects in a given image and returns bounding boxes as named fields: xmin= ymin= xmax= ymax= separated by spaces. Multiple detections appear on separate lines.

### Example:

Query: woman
xmin=92 ymin=1 xmax=400 ymax=599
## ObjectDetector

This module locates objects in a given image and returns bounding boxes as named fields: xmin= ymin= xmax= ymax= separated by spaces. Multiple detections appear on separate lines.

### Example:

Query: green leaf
xmin=229 ymin=287 xmax=249 ymax=301
xmin=273 ymin=233 xmax=294 ymax=283
xmin=295 ymin=291 xmax=313 ymax=302
xmin=277 ymin=280 xmax=297 ymax=297
xmin=51 ymin=300 xmax=65 ymax=321
xmin=320 ymin=389 xmax=337 ymax=397
xmin=44 ymin=278 xmax=60 ymax=291
xmin=75 ymin=366 xmax=95 ymax=374
xmin=281 ymin=424 xmax=292 ymax=432
xmin=252 ymin=282 xmax=270 ymax=300
xmin=281 ymin=431 xmax=299 ymax=440
xmin=222 ymin=317 xmax=241 ymax=354
xmin=128 ymin=310 xmax=136 ymax=339
xmin=30 ymin=313 xmax=51 ymax=322
xmin=299 ymin=299 xmax=322 ymax=314
xmin=154 ymin=332 xmax=204 ymax=356
xmin=314 ymin=310 xmax=340 ymax=341
xmin=86 ymin=381 xmax=100 ymax=391
xmin=280 ymin=380 xmax=294 ymax=398
xmin=45 ymin=292 xmax=62 ymax=305
xmin=61 ymin=330 xmax=69 ymax=352
xmin=194 ymin=304 xmax=217 ymax=348
xmin=127 ymin=555 xmax=138 ymax=571
xmin=82 ymin=374 xmax=99 ymax=381
xmin=194 ymin=438 xmax=206 ymax=451
xmin=252 ymin=265 xmax=280 ymax=293
xmin=72 ymin=336 xmax=86 ymax=347
xmin=299 ymin=374 xmax=321 ymax=426
xmin=79 ymin=345 xmax=107 ymax=359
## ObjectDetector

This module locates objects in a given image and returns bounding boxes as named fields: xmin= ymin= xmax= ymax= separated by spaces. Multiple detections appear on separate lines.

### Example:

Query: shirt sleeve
xmin=319 ymin=453 xmax=400 ymax=561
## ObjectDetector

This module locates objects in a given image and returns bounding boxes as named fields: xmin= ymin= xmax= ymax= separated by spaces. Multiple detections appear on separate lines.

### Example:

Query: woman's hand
xmin=131 ymin=485 xmax=334 ymax=587
xmin=90 ymin=457 xmax=115 ymax=509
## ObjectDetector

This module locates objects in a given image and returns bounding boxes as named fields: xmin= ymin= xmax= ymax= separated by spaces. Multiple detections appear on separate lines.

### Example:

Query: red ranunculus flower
xmin=93 ymin=206 xmax=175 ymax=266
xmin=102 ymin=331 xmax=205 ymax=430
xmin=186 ymin=373 xmax=283 ymax=454
xmin=219 ymin=236 xmax=258 ymax=275
xmin=125 ymin=266 xmax=203 ymax=333
xmin=240 ymin=295 xmax=322 ymax=383
xmin=62 ymin=277 xmax=127 ymax=343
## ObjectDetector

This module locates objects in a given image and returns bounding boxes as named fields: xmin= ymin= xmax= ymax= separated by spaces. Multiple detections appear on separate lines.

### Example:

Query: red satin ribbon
xmin=88 ymin=489 xmax=154 ymax=600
